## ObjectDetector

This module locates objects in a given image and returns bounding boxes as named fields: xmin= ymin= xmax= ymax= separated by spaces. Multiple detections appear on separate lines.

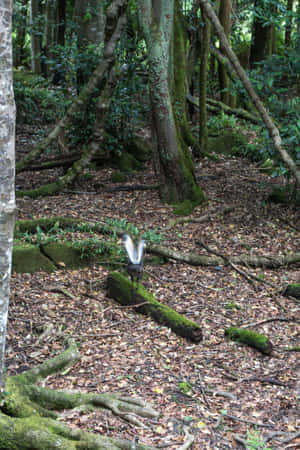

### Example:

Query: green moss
xmin=113 ymin=152 xmax=142 ymax=172
xmin=126 ymin=138 xmax=152 ymax=162
xmin=16 ymin=182 xmax=61 ymax=199
xmin=12 ymin=244 xmax=56 ymax=273
xmin=110 ymin=170 xmax=128 ymax=183
xmin=173 ymin=199 xmax=193 ymax=216
xmin=268 ymin=186 xmax=300 ymax=206
xmin=15 ymin=217 xmax=81 ymax=236
xmin=225 ymin=327 xmax=273 ymax=355
xmin=284 ymin=283 xmax=300 ymax=299
xmin=108 ymin=272 xmax=202 ymax=342
xmin=208 ymin=131 xmax=247 ymax=156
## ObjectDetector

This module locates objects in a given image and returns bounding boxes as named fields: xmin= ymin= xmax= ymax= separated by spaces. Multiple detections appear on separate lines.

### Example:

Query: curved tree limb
xmin=16 ymin=0 xmax=128 ymax=175
xmin=199 ymin=0 xmax=300 ymax=186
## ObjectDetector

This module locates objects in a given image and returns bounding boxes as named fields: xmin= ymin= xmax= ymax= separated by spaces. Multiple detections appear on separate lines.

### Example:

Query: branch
xmin=199 ymin=0 xmax=300 ymax=186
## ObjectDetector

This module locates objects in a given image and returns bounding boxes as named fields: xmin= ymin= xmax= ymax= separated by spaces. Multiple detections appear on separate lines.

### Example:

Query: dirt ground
xmin=8 ymin=143 xmax=300 ymax=449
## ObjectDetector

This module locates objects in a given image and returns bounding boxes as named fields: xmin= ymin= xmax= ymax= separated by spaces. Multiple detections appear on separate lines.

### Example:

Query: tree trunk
xmin=56 ymin=0 xmax=66 ymax=47
xmin=44 ymin=0 xmax=57 ymax=77
xmin=137 ymin=0 xmax=205 ymax=206
xmin=30 ymin=0 xmax=44 ymax=74
xmin=250 ymin=0 xmax=272 ymax=67
xmin=0 ymin=0 xmax=16 ymax=390
xmin=285 ymin=0 xmax=294 ymax=48
xmin=173 ymin=0 xmax=201 ymax=156
xmin=199 ymin=0 xmax=300 ymax=187
xmin=17 ymin=0 xmax=128 ymax=198
xmin=73 ymin=0 xmax=106 ymax=87
xmin=17 ymin=0 xmax=127 ymax=176
xmin=199 ymin=4 xmax=210 ymax=154
xmin=218 ymin=0 xmax=231 ymax=104
xmin=14 ymin=0 xmax=29 ymax=67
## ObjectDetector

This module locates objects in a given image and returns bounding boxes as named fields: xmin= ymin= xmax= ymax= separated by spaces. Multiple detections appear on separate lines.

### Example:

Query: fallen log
xmin=148 ymin=244 xmax=300 ymax=269
xmin=225 ymin=327 xmax=273 ymax=355
xmin=107 ymin=272 xmax=202 ymax=342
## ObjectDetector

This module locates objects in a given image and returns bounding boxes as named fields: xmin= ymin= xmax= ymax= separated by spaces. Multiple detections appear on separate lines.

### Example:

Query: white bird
xmin=123 ymin=234 xmax=145 ymax=286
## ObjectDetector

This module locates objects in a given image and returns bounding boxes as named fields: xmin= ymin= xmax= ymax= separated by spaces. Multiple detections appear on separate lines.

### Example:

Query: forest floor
xmin=8 ymin=127 xmax=300 ymax=449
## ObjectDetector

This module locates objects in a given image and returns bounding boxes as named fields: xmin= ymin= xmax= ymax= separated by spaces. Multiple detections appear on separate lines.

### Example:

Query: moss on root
xmin=225 ymin=327 xmax=273 ymax=355
xmin=0 ymin=341 xmax=157 ymax=449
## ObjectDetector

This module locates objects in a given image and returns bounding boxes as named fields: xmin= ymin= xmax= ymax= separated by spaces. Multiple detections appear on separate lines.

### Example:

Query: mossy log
xmin=283 ymin=283 xmax=300 ymax=300
xmin=0 ymin=339 xmax=158 ymax=450
xmin=107 ymin=272 xmax=202 ymax=342
xmin=225 ymin=327 xmax=273 ymax=355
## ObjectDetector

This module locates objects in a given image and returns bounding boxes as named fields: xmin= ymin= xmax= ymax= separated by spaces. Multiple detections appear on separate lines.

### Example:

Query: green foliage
xmin=208 ymin=111 xmax=238 ymax=132
xmin=14 ymin=71 xmax=66 ymax=124
xmin=246 ymin=430 xmax=272 ymax=450
xmin=232 ymin=50 xmax=300 ymax=174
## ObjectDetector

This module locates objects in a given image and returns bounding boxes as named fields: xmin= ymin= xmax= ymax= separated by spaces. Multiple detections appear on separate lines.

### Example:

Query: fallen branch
xmin=107 ymin=272 xmax=203 ymax=342
xmin=187 ymin=92 xmax=260 ymax=124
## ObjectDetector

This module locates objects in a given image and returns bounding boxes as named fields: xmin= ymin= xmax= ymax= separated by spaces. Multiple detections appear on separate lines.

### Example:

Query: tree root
xmin=0 ymin=339 xmax=158 ymax=449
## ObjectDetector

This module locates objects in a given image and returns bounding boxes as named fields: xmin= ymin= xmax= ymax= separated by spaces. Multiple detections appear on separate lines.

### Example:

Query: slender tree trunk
xmin=199 ymin=0 xmax=300 ymax=186
xmin=218 ymin=0 xmax=231 ymax=104
xmin=14 ymin=0 xmax=29 ymax=67
xmin=56 ymin=0 xmax=66 ymax=47
xmin=173 ymin=0 xmax=201 ymax=156
xmin=199 ymin=4 xmax=210 ymax=154
xmin=250 ymin=0 xmax=272 ymax=67
xmin=30 ymin=0 xmax=44 ymax=74
xmin=137 ymin=0 xmax=205 ymax=205
xmin=44 ymin=0 xmax=56 ymax=76
xmin=0 ymin=0 xmax=16 ymax=390
xmin=285 ymin=0 xmax=294 ymax=48
xmin=74 ymin=0 xmax=106 ymax=87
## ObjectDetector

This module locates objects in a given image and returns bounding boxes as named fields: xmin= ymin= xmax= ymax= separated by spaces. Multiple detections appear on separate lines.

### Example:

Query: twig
xmin=239 ymin=376 xmax=290 ymax=387
xmin=222 ymin=412 xmax=274 ymax=428
xmin=177 ymin=426 xmax=195 ymax=450
xmin=196 ymin=239 xmax=277 ymax=289
xmin=48 ymin=286 xmax=76 ymax=300
xmin=240 ymin=316 xmax=300 ymax=329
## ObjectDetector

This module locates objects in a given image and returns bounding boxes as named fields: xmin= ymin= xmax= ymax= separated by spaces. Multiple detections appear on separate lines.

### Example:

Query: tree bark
xmin=199 ymin=0 xmax=300 ymax=187
xmin=0 ymin=0 xmax=16 ymax=390
xmin=199 ymin=4 xmax=210 ymax=154
xmin=285 ymin=0 xmax=294 ymax=48
xmin=250 ymin=0 xmax=272 ymax=67
xmin=30 ymin=0 xmax=44 ymax=74
xmin=137 ymin=0 xmax=206 ymax=205
xmin=218 ymin=0 xmax=231 ymax=104
xmin=13 ymin=0 xmax=29 ymax=67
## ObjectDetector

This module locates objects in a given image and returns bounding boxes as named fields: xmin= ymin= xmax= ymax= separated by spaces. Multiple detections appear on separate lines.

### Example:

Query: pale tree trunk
xmin=199 ymin=0 xmax=300 ymax=187
xmin=137 ymin=0 xmax=205 ymax=205
xmin=0 ymin=0 xmax=16 ymax=390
